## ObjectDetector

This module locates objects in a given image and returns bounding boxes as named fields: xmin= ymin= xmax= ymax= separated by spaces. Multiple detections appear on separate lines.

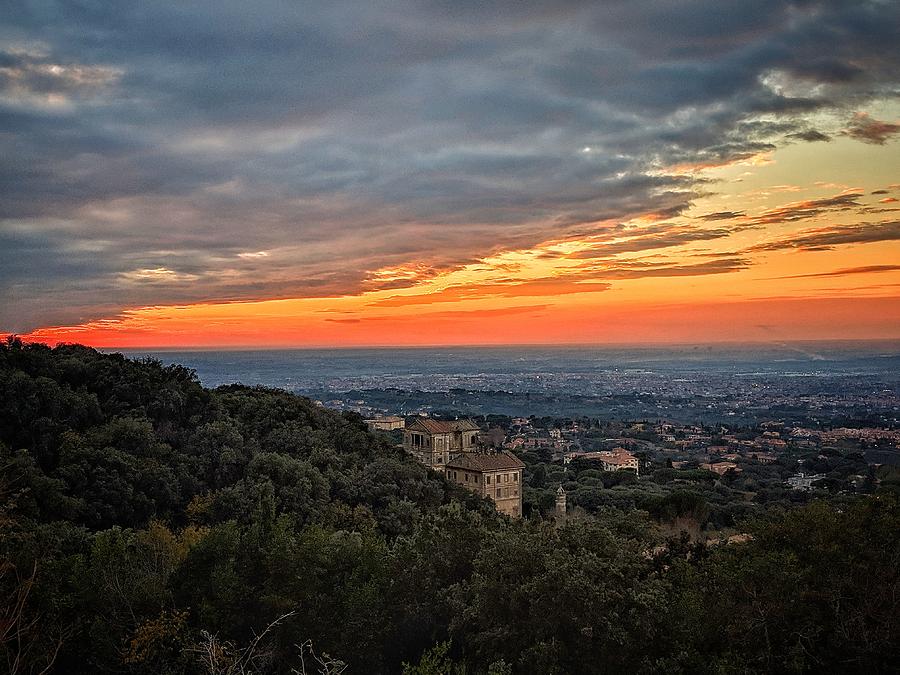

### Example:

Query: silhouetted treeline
xmin=1 ymin=340 xmax=898 ymax=674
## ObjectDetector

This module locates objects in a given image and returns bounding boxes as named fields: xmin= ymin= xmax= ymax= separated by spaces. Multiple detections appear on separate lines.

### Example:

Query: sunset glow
xmin=2 ymin=3 xmax=899 ymax=347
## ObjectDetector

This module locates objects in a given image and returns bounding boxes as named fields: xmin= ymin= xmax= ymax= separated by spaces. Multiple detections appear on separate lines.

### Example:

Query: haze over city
xmin=2 ymin=1 xmax=899 ymax=346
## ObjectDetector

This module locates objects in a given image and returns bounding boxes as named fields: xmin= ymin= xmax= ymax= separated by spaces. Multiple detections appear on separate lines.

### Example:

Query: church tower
xmin=555 ymin=484 xmax=567 ymax=519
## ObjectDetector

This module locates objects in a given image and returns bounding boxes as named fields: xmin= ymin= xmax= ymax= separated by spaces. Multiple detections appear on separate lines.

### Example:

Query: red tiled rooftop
xmin=407 ymin=418 xmax=480 ymax=434
xmin=445 ymin=451 xmax=525 ymax=471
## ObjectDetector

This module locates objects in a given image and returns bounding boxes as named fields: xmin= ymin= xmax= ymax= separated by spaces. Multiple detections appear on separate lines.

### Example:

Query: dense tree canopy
xmin=1 ymin=340 xmax=898 ymax=674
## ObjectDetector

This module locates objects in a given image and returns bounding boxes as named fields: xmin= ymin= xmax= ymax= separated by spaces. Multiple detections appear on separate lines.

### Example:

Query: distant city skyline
xmin=2 ymin=1 xmax=899 ymax=347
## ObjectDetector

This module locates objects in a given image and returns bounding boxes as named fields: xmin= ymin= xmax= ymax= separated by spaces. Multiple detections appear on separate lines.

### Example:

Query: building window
xmin=464 ymin=473 xmax=469 ymax=482
xmin=513 ymin=473 xmax=519 ymax=483
xmin=486 ymin=475 xmax=491 ymax=484
xmin=496 ymin=488 xmax=502 ymax=498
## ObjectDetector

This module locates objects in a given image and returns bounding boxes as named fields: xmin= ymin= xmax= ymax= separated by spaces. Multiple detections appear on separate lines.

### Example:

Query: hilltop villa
xmin=403 ymin=417 xmax=523 ymax=517
xmin=445 ymin=451 xmax=525 ymax=518
xmin=403 ymin=418 xmax=480 ymax=469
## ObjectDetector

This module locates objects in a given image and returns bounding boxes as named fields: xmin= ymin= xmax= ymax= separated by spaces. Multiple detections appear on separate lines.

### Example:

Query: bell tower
xmin=555 ymin=484 xmax=567 ymax=519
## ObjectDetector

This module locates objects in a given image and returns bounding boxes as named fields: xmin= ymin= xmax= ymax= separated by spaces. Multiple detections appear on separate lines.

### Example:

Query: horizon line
xmin=85 ymin=337 xmax=900 ymax=352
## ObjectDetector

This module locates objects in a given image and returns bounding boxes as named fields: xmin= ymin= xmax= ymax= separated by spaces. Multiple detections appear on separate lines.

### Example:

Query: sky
xmin=1 ymin=0 xmax=899 ymax=347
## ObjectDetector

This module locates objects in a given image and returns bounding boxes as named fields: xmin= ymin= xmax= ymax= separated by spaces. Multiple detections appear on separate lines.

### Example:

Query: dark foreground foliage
xmin=1 ymin=341 xmax=898 ymax=674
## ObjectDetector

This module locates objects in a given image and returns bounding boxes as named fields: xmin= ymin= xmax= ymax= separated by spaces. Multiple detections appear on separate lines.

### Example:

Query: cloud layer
xmin=2 ymin=0 xmax=899 ymax=331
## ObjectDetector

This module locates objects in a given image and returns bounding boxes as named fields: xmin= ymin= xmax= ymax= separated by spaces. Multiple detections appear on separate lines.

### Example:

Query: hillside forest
xmin=1 ymin=340 xmax=898 ymax=674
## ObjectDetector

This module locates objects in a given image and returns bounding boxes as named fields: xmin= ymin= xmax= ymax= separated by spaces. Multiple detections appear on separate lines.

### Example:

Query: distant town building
xmin=563 ymin=447 xmax=640 ymax=474
xmin=786 ymin=473 xmax=825 ymax=490
xmin=821 ymin=428 xmax=900 ymax=442
xmin=555 ymin=485 xmax=567 ymax=519
xmin=403 ymin=417 xmax=480 ymax=469
xmin=445 ymin=451 xmax=525 ymax=518
xmin=700 ymin=461 xmax=741 ymax=476
xmin=599 ymin=448 xmax=640 ymax=473
xmin=364 ymin=416 xmax=405 ymax=432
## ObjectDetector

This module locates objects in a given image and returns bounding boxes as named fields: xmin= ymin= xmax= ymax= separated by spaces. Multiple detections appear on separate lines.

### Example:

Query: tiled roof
xmin=446 ymin=451 xmax=525 ymax=471
xmin=407 ymin=418 xmax=480 ymax=434
xmin=604 ymin=455 xmax=637 ymax=465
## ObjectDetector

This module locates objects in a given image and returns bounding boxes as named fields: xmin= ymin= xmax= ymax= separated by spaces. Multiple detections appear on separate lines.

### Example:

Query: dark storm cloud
xmin=788 ymin=130 xmax=832 ymax=142
xmin=1 ymin=0 xmax=899 ymax=331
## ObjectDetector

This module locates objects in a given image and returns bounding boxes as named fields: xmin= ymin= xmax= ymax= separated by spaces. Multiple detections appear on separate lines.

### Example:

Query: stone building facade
xmin=364 ymin=416 xmax=405 ymax=432
xmin=403 ymin=418 xmax=480 ymax=469
xmin=444 ymin=451 xmax=525 ymax=518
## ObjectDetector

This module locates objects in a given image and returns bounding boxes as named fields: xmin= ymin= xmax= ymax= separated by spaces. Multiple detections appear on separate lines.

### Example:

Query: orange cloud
xmin=746 ymin=191 xmax=863 ymax=225
xmin=771 ymin=264 xmax=900 ymax=279
xmin=371 ymin=278 xmax=611 ymax=308
xmin=747 ymin=220 xmax=900 ymax=252
xmin=665 ymin=151 xmax=774 ymax=176
xmin=843 ymin=112 xmax=900 ymax=145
